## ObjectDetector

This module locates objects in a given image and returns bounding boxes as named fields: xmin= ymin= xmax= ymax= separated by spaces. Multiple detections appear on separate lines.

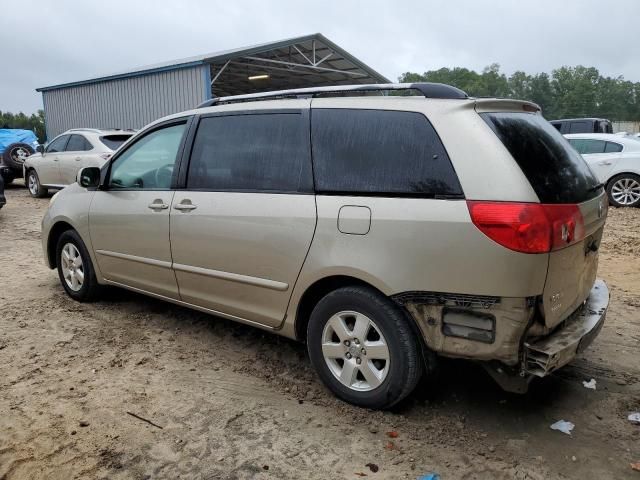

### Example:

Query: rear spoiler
xmin=474 ymin=98 xmax=541 ymax=114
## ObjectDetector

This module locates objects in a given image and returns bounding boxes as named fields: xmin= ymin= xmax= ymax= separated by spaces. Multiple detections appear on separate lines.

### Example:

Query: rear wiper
xmin=588 ymin=183 xmax=604 ymax=192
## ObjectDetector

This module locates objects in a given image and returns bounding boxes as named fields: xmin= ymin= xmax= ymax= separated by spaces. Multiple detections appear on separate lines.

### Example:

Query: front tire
xmin=27 ymin=169 xmax=47 ymax=198
xmin=56 ymin=230 xmax=101 ymax=302
xmin=607 ymin=173 xmax=640 ymax=207
xmin=307 ymin=286 xmax=423 ymax=409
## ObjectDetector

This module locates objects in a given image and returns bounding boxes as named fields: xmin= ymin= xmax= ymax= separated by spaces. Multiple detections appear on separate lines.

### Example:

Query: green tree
xmin=551 ymin=66 xmax=600 ymax=118
xmin=528 ymin=73 xmax=554 ymax=117
xmin=480 ymin=63 xmax=509 ymax=97
xmin=399 ymin=64 xmax=640 ymax=121
xmin=0 ymin=109 xmax=46 ymax=143
xmin=508 ymin=71 xmax=531 ymax=100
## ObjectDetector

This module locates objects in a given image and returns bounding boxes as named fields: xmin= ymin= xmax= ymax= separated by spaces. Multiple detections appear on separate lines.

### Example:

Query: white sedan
xmin=565 ymin=133 xmax=640 ymax=207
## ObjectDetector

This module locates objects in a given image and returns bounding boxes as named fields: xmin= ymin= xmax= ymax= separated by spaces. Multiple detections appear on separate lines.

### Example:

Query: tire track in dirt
xmin=1 ymin=185 xmax=639 ymax=479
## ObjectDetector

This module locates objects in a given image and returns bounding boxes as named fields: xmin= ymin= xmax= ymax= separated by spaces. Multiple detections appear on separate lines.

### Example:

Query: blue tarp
xmin=0 ymin=129 xmax=39 ymax=153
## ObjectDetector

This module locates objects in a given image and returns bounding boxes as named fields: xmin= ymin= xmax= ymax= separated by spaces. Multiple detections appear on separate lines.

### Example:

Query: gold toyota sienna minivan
xmin=42 ymin=83 xmax=609 ymax=409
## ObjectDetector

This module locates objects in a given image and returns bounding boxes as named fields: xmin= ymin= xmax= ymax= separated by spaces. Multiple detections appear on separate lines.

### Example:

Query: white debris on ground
xmin=550 ymin=420 xmax=575 ymax=435
xmin=582 ymin=378 xmax=596 ymax=390
xmin=628 ymin=413 xmax=640 ymax=425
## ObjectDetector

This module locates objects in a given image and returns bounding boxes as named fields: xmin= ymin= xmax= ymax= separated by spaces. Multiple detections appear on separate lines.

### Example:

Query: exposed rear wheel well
xmin=294 ymin=275 xmax=436 ymax=376
xmin=47 ymin=221 xmax=75 ymax=268
xmin=294 ymin=275 xmax=385 ymax=342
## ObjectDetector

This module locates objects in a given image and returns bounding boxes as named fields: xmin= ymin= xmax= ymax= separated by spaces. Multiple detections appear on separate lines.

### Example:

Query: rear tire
xmin=27 ymin=169 xmax=47 ymax=198
xmin=3 ymin=142 xmax=34 ymax=169
xmin=307 ymin=286 xmax=423 ymax=409
xmin=607 ymin=173 xmax=640 ymax=207
xmin=56 ymin=230 xmax=101 ymax=302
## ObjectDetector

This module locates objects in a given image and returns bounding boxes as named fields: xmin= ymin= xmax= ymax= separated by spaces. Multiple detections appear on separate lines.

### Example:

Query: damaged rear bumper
xmin=397 ymin=279 xmax=608 ymax=393
xmin=524 ymin=278 xmax=608 ymax=377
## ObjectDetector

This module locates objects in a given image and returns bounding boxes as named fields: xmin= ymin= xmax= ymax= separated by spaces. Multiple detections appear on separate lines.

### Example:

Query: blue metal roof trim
xmin=41 ymin=91 xmax=49 ymax=140
xmin=36 ymin=60 xmax=206 ymax=92
xmin=203 ymin=66 xmax=212 ymax=100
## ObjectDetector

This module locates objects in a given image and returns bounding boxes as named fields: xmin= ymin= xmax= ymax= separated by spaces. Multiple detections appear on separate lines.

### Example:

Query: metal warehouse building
xmin=36 ymin=33 xmax=388 ymax=140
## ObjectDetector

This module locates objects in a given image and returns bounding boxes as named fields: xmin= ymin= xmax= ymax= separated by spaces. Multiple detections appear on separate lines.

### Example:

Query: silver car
xmin=41 ymin=83 xmax=609 ymax=409
xmin=24 ymin=128 xmax=134 ymax=198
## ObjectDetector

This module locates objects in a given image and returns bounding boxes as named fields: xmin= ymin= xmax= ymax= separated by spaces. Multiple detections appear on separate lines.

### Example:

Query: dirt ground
xmin=0 ymin=182 xmax=638 ymax=480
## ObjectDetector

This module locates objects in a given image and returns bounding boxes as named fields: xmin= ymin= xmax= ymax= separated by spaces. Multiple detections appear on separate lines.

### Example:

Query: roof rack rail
xmin=67 ymin=128 xmax=137 ymax=134
xmin=68 ymin=128 xmax=104 ymax=134
xmin=197 ymin=82 xmax=468 ymax=108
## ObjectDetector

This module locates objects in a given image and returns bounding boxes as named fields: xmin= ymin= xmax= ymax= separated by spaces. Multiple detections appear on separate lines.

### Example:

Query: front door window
xmin=109 ymin=124 xmax=186 ymax=189
xmin=46 ymin=135 xmax=69 ymax=153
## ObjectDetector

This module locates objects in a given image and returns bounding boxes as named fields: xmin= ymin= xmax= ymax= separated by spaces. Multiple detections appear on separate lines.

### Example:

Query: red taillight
xmin=467 ymin=201 xmax=584 ymax=254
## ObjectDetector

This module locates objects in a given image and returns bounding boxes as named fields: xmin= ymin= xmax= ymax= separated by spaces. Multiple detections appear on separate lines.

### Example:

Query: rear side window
xmin=311 ymin=109 xmax=463 ymax=197
xmin=100 ymin=134 xmax=132 ymax=150
xmin=187 ymin=113 xmax=312 ymax=193
xmin=568 ymin=139 xmax=606 ymax=154
xmin=605 ymin=141 xmax=623 ymax=153
xmin=481 ymin=112 xmax=601 ymax=203
xmin=569 ymin=121 xmax=591 ymax=133
xmin=66 ymin=134 xmax=93 ymax=152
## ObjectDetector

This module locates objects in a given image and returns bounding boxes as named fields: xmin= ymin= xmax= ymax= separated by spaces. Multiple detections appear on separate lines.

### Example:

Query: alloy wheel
xmin=28 ymin=173 xmax=38 ymax=195
xmin=611 ymin=177 xmax=640 ymax=205
xmin=321 ymin=311 xmax=390 ymax=391
xmin=61 ymin=243 xmax=84 ymax=292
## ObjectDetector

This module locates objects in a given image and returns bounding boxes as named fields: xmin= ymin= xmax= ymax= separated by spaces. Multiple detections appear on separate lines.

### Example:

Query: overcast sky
xmin=2 ymin=0 xmax=639 ymax=113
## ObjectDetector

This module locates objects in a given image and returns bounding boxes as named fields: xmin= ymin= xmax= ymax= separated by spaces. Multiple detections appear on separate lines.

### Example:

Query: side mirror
xmin=36 ymin=145 xmax=44 ymax=154
xmin=77 ymin=167 xmax=101 ymax=188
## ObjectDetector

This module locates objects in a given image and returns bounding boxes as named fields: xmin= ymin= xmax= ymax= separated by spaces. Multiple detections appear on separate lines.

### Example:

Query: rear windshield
xmin=100 ymin=134 xmax=132 ymax=150
xmin=480 ymin=112 xmax=601 ymax=203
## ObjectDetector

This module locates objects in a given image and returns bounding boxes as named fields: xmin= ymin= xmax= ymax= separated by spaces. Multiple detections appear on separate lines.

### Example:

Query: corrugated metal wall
xmin=42 ymin=65 xmax=208 ymax=139
xmin=613 ymin=121 xmax=640 ymax=134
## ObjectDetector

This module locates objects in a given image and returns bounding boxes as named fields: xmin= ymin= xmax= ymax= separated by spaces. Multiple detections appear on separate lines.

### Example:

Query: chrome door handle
xmin=174 ymin=203 xmax=197 ymax=212
xmin=148 ymin=201 xmax=169 ymax=210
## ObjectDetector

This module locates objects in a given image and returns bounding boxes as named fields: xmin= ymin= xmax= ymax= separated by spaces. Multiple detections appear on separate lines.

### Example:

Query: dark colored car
xmin=550 ymin=118 xmax=613 ymax=134
xmin=0 ymin=129 xmax=38 ymax=184
xmin=0 ymin=171 xmax=6 ymax=209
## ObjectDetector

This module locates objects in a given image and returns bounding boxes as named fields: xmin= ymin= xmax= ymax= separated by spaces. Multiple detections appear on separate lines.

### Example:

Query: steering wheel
xmin=154 ymin=164 xmax=174 ymax=188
